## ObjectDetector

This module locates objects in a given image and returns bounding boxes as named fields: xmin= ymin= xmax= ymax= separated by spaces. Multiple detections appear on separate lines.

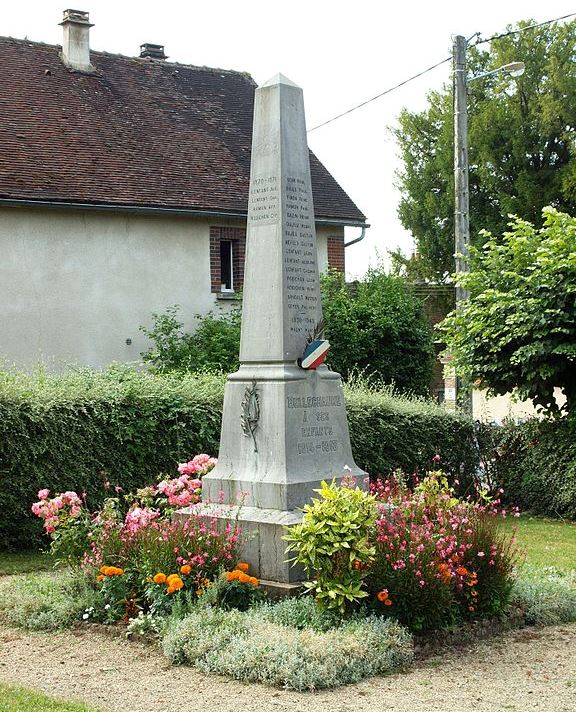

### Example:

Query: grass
xmin=0 ymin=551 xmax=56 ymax=576
xmin=498 ymin=514 xmax=576 ymax=572
xmin=0 ymin=683 xmax=103 ymax=711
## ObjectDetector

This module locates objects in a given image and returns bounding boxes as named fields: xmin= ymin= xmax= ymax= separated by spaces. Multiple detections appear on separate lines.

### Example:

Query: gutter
xmin=344 ymin=224 xmax=369 ymax=248
xmin=0 ymin=198 xmax=367 ymax=229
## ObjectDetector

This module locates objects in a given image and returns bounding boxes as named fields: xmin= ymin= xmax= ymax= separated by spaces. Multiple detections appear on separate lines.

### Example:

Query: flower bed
xmin=13 ymin=457 xmax=576 ymax=690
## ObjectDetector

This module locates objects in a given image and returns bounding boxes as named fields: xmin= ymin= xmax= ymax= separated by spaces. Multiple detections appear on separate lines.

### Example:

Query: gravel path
xmin=0 ymin=623 xmax=575 ymax=712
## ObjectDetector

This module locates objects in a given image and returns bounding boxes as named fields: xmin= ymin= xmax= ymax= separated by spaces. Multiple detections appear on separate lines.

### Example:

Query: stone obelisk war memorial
xmin=190 ymin=74 xmax=364 ymax=586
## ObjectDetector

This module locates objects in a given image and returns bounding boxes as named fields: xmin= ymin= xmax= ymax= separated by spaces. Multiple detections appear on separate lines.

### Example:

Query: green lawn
xmin=0 ymin=551 xmax=56 ymax=576
xmin=499 ymin=514 xmax=576 ymax=572
xmin=0 ymin=683 xmax=103 ymax=711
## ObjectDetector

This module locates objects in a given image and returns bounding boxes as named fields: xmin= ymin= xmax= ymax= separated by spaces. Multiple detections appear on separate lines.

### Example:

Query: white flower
xmin=104 ymin=604 xmax=111 ymax=610
xmin=82 ymin=613 xmax=89 ymax=620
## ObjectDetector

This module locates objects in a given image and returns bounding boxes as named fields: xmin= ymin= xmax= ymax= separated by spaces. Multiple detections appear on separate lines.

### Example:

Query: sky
xmin=3 ymin=1 xmax=575 ymax=277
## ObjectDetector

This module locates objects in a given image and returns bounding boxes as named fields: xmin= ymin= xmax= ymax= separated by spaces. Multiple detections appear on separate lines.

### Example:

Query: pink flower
xmin=37 ymin=489 xmax=50 ymax=500
xmin=477 ymin=551 xmax=485 ymax=558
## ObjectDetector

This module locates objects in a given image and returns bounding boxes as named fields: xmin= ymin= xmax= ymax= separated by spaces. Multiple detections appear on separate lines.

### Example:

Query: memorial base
xmin=175 ymin=503 xmax=307 ymax=584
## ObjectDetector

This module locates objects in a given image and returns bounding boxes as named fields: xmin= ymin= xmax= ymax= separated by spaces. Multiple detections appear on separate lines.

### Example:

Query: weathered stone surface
xmin=195 ymin=74 xmax=364 ymax=583
xmin=179 ymin=503 xmax=306 ymax=583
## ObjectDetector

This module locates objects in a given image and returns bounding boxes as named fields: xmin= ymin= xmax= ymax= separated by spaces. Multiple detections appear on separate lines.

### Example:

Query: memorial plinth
xmin=185 ymin=74 xmax=364 ymax=584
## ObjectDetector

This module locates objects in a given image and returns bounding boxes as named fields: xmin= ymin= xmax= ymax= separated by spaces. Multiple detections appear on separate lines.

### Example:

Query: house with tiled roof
xmin=0 ymin=9 xmax=367 ymax=368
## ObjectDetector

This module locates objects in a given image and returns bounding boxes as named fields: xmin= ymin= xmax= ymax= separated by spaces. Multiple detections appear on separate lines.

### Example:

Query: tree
xmin=321 ymin=268 xmax=434 ymax=396
xmin=395 ymin=19 xmax=576 ymax=281
xmin=440 ymin=207 xmax=576 ymax=417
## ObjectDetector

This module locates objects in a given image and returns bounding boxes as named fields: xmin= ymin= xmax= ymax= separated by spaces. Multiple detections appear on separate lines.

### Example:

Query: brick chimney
xmin=60 ymin=9 xmax=94 ymax=72
xmin=139 ymin=43 xmax=167 ymax=60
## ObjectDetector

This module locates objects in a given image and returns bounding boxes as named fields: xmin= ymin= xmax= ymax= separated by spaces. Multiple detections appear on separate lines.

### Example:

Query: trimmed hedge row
xmin=484 ymin=417 xmax=576 ymax=519
xmin=0 ymin=367 xmax=478 ymax=550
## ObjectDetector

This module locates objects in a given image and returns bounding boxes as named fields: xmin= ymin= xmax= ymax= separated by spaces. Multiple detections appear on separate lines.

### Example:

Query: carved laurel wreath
xmin=241 ymin=379 xmax=260 ymax=452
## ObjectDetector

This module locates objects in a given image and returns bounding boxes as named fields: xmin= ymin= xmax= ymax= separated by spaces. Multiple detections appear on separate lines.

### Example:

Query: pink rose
xmin=37 ymin=489 xmax=50 ymax=500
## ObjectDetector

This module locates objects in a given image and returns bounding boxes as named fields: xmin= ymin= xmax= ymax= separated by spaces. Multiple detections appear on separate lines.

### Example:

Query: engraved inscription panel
xmin=283 ymin=175 xmax=319 ymax=338
xmin=248 ymin=176 xmax=279 ymax=226
xmin=286 ymin=395 xmax=342 ymax=456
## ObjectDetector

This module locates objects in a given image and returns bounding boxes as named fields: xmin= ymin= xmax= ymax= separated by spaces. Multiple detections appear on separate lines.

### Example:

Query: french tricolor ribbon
xmin=300 ymin=339 xmax=330 ymax=370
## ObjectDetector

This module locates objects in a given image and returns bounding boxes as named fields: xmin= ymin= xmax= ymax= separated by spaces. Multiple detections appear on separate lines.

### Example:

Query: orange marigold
xmin=249 ymin=576 xmax=259 ymax=587
xmin=227 ymin=570 xmax=241 ymax=581
xmin=384 ymin=599 xmax=393 ymax=606
xmin=456 ymin=566 xmax=468 ymax=577
xmin=166 ymin=574 xmax=180 ymax=585
xmin=96 ymin=575 xmax=104 ymax=583
xmin=180 ymin=565 xmax=192 ymax=576
xmin=238 ymin=572 xmax=251 ymax=584
xmin=377 ymin=590 xmax=389 ymax=602
xmin=236 ymin=562 xmax=250 ymax=572
xmin=166 ymin=576 xmax=184 ymax=592
xmin=153 ymin=573 xmax=167 ymax=584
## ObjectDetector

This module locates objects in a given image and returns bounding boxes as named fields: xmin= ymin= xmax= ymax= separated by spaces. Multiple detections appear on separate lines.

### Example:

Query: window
xmin=210 ymin=227 xmax=246 ymax=294
xmin=220 ymin=240 xmax=234 ymax=291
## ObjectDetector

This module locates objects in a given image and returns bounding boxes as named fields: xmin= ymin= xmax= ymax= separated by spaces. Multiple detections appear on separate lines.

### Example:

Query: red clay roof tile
xmin=0 ymin=37 xmax=366 ymax=223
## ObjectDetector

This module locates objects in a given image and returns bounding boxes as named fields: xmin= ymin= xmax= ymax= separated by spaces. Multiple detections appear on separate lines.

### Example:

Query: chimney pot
xmin=139 ymin=43 xmax=167 ymax=60
xmin=60 ymin=8 xmax=94 ymax=72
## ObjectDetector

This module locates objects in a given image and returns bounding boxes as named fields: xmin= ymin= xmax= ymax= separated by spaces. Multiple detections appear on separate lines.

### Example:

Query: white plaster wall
xmin=315 ymin=225 xmax=331 ymax=273
xmin=0 ymin=207 xmax=220 ymax=369
xmin=0 ymin=207 xmax=339 ymax=369
xmin=472 ymin=388 xmax=567 ymax=423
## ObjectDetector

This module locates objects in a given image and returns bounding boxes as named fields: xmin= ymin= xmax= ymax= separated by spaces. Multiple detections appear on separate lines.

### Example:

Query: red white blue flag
xmin=301 ymin=339 xmax=330 ymax=369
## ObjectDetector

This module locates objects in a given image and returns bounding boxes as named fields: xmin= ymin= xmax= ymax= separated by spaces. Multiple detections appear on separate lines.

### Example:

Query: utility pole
xmin=445 ymin=34 xmax=471 ymax=414
xmin=453 ymin=34 xmax=470 ymax=304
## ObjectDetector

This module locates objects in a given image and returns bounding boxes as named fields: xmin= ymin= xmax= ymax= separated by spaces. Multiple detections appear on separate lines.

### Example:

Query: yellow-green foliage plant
xmin=284 ymin=480 xmax=377 ymax=614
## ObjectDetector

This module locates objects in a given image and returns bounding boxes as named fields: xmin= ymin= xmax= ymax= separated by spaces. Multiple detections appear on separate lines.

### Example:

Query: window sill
xmin=216 ymin=292 xmax=237 ymax=301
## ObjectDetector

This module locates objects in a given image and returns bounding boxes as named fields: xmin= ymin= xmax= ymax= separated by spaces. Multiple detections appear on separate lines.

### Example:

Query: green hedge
xmin=485 ymin=417 xmax=576 ymax=519
xmin=0 ymin=367 xmax=478 ymax=550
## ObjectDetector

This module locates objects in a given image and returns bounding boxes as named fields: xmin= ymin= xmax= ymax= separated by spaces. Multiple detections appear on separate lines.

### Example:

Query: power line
xmin=308 ymin=11 xmax=576 ymax=134
xmin=307 ymin=56 xmax=451 ymax=133
xmin=472 ymin=11 xmax=576 ymax=46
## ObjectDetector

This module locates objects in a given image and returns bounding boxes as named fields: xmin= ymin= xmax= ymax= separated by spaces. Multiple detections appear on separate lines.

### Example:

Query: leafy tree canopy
xmin=440 ymin=207 xmax=576 ymax=417
xmin=395 ymin=19 xmax=576 ymax=281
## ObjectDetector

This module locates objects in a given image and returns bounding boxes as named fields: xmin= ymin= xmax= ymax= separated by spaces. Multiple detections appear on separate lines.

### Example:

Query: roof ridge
xmin=0 ymin=34 xmax=255 ymax=82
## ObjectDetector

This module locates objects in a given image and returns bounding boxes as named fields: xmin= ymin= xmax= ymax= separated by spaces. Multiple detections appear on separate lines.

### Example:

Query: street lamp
xmin=450 ymin=34 xmax=524 ymax=409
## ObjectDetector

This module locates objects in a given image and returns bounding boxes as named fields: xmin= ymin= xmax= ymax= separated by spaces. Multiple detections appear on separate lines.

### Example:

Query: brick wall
xmin=209 ymin=226 xmax=246 ymax=293
xmin=327 ymin=234 xmax=345 ymax=272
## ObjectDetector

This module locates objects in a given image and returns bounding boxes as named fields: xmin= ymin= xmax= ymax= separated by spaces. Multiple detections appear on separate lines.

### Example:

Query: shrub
xmin=510 ymin=568 xmax=576 ymax=625
xmin=483 ymin=417 xmax=576 ymax=519
xmin=284 ymin=480 xmax=377 ymax=613
xmin=0 ymin=367 xmax=225 ymax=550
xmin=366 ymin=472 xmax=521 ymax=631
xmin=0 ymin=366 xmax=478 ymax=550
xmin=161 ymin=604 xmax=413 ymax=690
xmin=201 ymin=564 xmax=264 ymax=611
xmin=344 ymin=378 xmax=479 ymax=490
xmin=0 ymin=571 xmax=98 ymax=631
xmin=285 ymin=474 xmax=521 ymax=632
xmin=321 ymin=268 xmax=434 ymax=396
xmin=29 ymin=461 xmax=242 ymax=623
xmin=140 ymin=303 xmax=241 ymax=373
